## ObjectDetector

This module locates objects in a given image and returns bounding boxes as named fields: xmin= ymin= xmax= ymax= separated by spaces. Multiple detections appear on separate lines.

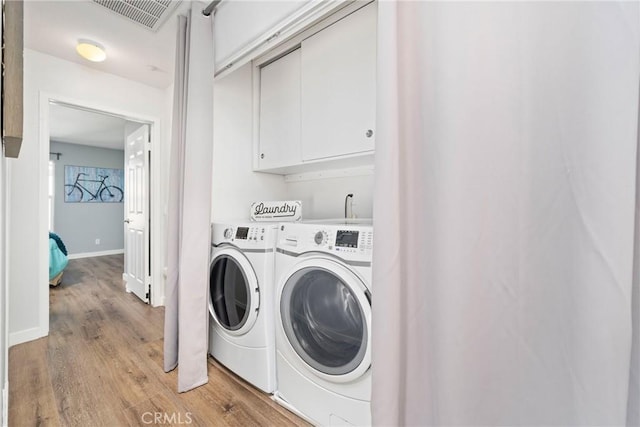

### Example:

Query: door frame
xmin=38 ymin=91 xmax=164 ymax=335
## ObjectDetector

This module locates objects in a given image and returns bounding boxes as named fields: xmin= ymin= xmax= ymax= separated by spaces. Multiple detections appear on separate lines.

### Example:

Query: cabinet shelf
xmin=257 ymin=152 xmax=374 ymax=176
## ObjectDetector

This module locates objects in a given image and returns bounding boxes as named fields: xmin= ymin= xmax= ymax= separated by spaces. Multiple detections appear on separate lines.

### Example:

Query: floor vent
xmin=92 ymin=0 xmax=182 ymax=32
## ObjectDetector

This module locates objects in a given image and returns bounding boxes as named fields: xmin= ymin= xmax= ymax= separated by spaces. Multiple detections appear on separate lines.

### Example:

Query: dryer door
xmin=279 ymin=257 xmax=371 ymax=383
xmin=209 ymin=248 xmax=260 ymax=336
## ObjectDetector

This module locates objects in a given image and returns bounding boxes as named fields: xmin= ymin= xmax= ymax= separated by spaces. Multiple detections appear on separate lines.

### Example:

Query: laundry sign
xmin=251 ymin=200 xmax=302 ymax=222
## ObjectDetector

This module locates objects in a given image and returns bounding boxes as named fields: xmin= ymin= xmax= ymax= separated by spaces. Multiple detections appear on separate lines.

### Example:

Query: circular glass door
xmin=209 ymin=248 xmax=259 ymax=336
xmin=280 ymin=258 xmax=371 ymax=382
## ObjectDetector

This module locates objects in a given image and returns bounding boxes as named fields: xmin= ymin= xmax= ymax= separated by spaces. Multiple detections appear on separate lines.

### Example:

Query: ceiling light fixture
xmin=76 ymin=39 xmax=107 ymax=62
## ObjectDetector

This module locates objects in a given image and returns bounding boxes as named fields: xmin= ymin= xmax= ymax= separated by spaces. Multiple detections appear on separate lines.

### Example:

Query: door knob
xmin=124 ymin=219 xmax=131 ymax=223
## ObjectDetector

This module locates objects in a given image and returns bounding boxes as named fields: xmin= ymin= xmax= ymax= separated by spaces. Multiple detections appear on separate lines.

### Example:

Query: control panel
xmin=302 ymin=226 xmax=374 ymax=257
xmin=212 ymin=222 xmax=278 ymax=250
xmin=223 ymin=226 xmax=267 ymax=242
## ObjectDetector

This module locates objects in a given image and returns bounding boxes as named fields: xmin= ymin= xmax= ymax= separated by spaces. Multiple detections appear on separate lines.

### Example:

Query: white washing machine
xmin=209 ymin=222 xmax=278 ymax=393
xmin=274 ymin=220 xmax=373 ymax=426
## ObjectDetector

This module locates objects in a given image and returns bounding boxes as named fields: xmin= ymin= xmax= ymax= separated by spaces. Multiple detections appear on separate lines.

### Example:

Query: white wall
xmin=0 ymin=11 xmax=7 ymax=423
xmin=0 ymin=163 xmax=6 ymax=425
xmin=212 ymin=62 xmax=287 ymax=221
xmin=0 ymin=155 xmax=7 ymax=427
xmin=212 ymin=61 xmax=375 ymax=222
xmin=285 ymin=174 xmax=374 ymax=220
xmin=9 ymin=49 xmax=171 ymax=345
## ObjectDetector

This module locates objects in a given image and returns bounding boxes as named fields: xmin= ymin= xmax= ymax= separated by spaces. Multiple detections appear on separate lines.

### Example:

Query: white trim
xmin=39 ymin=92 xmax=164 ymax=338
xmin=3 ymin=161 xmax=9 ymax=427
xmin=0 ymin=17 xmax=5 ymax=427
xmin=38 ymin=94 xmax=51 ymax=340
xmin=2 ymin=381 xmax=7 ymax=427
xmin=9 ymin=327 xmax=45 ymax=347
xmin=67 ymin=249 xmax=125 ymax=260
xmin=284 ymin=165 xmax=374 ymax=183
xmin=149 ymin=106 xmax=164 ymax=308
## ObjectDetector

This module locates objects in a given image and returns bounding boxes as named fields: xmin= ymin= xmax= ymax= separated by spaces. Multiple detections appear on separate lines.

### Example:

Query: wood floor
xmin=9 ymin=255 xmax=309 ymax=427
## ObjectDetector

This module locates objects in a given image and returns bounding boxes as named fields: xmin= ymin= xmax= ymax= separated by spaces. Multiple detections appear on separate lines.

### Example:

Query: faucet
xmin=344 ymin=194 xmax=353 ymax=219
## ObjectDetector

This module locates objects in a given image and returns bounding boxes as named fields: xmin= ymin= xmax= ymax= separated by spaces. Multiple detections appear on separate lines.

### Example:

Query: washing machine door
xmin=209 ymin=247 xmax=260 ymax=336
xmin=279 ymin=257 xmax=371 ymax=383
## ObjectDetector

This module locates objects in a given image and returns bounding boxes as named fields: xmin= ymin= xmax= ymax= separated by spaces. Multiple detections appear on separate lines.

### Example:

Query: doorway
xmin=43 ymin=99 xmax=158 ymax=325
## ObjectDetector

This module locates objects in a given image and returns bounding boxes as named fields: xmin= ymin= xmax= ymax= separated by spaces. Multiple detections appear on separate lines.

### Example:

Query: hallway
xmin=9 ymin=255 xmax=307 ymax=426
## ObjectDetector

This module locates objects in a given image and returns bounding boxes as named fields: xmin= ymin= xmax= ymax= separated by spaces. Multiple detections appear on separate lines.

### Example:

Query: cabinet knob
xmin=366 ymin=129 xmax=374 ymax=138
xmin=260 ymin=153 xmax=265 ymax=159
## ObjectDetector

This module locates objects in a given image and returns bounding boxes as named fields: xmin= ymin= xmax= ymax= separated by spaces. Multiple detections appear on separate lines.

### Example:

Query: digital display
xmin=336 ymin=230 xmax=359 ymax=248
xmin=235 ymin=227 xmax=249 ymax=239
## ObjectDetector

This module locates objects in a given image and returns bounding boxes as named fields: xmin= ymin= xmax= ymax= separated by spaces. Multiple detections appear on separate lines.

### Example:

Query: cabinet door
xmin=258 ymin=48 xmax=301 ymax=169
xmin=301 ymin=2 xmax=376 ymax=161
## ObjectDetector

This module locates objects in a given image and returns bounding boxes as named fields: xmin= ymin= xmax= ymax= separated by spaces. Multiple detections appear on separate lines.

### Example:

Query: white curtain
xmin=372 ymin=2 xmax=640 ymax=425
xmin=164 ymin=5 xmax=214 ymax=393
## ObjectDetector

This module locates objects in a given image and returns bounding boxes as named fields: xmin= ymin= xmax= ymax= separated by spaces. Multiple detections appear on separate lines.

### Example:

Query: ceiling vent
xmin=92 ymin=0 xmax=182 ymax=32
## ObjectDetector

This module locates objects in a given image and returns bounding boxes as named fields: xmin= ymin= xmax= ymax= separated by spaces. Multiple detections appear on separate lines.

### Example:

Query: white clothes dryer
xmin=274 ymin=221 xmax=373 ymax=426
xmin=209 ymin=222 xmax=278 ymax=393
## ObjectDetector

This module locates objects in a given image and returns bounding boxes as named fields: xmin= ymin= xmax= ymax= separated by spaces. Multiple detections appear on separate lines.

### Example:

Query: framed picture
xmin=64 ymin=165 xmax=124 ymax=203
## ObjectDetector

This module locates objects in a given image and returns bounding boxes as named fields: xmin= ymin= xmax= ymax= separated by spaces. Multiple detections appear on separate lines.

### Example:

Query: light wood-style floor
xmin=9 ymin=255 xmax=309 ymax=427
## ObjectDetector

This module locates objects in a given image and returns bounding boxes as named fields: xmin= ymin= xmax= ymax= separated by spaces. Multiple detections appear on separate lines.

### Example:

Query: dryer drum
xmin=281 ymin=267 xmax=368 ymax=376
xmin=210 ymin=255 xmax=250 ymax=331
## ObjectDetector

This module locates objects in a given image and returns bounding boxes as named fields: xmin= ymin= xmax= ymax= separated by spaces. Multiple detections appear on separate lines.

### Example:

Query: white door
xmin=123 ymin=124 xmax=150 ymax=303
xmin=300 ymin=2 xmax=377 ymax=161
xmin=258 ymin=48 xmax=302 ymax=170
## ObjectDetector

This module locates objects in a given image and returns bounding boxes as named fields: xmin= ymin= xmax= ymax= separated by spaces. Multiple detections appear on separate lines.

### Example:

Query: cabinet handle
xmin=261 ymin=153 xmax=265 ymax=159
xmin=366 ymin=129 xmax=374 ymax=138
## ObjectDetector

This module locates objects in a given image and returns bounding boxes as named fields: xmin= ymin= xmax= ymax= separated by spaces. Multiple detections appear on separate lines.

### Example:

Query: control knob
xmin=224 ymin=228 xmax=234 ymax=239
xmin=314 ymin=230 xmax=328 ymax=246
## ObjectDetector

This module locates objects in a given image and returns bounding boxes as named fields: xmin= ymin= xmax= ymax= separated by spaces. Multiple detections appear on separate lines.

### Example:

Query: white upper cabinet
xmin=252 ymin=1 xmax=376 ymax=174
xmin=300 ymin=3 xmax=377 ymax=161
xmin=258 ymin=49 xmax=302 ymax=170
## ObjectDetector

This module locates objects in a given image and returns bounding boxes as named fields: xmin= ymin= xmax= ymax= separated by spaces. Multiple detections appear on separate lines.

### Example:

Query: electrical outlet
xmin=95 ymin=238 xmax=100 ymax=245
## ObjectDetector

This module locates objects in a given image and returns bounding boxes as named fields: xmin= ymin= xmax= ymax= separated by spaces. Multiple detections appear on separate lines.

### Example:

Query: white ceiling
xmin=49 ymin=103 xmax=129 ymax=150
xmin=24 ymin=0 xmax=198 ymax=89
xmin=27 ymin=1 xmax=204 ymax=149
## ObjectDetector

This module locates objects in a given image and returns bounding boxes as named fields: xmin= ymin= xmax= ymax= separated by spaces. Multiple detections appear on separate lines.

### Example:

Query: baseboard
xmin=68 ymin=249 xmax=124 ymax=260
xmin=2 ymin=381 xmax=7 ymax=427
xmin=9 ymin=326 xmax=45 ymax=346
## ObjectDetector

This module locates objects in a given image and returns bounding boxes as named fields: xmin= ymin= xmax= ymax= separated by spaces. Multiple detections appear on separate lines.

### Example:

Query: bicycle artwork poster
xmin=64 ymin=165 xmax=124 ymax=203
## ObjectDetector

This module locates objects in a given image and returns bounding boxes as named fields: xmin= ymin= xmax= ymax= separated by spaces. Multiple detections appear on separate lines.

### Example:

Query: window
xmin=49 ymin=160 xmax=55 ymax=231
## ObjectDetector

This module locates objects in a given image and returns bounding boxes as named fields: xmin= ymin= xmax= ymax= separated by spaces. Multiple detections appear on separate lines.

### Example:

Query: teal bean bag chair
xmin=49 ymin=232 xmax=68 ymax=285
